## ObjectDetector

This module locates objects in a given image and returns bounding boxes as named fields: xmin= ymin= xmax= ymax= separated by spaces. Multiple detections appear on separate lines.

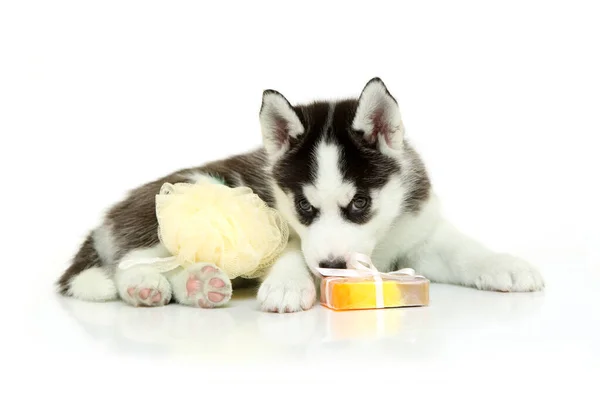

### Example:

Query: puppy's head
xmin=259 ymin=78 xmax=429 ymax=273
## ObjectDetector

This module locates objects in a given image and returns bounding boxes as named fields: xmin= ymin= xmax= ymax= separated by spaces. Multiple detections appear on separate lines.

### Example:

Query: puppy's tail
xmin=56 ymin=233 xmax=117 ymax=301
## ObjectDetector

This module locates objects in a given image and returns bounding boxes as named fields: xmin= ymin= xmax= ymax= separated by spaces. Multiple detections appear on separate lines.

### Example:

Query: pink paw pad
xmin=209 ymin=278 xmax=225 ymax=288
xmin=208 ymin=292 xmax=225 ymax=302
xmin=139 ymin=288 xmax=151 ymax=300
xmin=201 ymin=265 xmax=217 ymax=274
xmin=182 ymin=263 xmax=232 ymax=308
xmin=126 ymin=286 xmax=165 ymax=306
xmin=186 ymin=277 xmax=202 ymax=296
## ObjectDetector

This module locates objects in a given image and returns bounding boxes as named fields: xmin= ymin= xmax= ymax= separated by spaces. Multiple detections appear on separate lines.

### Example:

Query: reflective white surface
xmin=16 ymin=254 xmax=599 ymax=397
xmin=37 ymin=274 xmax=561 ymax=363
xmin=4 ymin=1 xmax=600 ymax=397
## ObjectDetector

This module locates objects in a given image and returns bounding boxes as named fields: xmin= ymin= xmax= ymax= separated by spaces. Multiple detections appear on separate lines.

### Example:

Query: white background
xmin=1 ymin=0 xmax=599 ymax=398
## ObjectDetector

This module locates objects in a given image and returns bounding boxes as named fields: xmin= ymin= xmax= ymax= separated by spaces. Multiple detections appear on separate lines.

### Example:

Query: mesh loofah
xmin=153 ymin=181 xmax=289 ymax=279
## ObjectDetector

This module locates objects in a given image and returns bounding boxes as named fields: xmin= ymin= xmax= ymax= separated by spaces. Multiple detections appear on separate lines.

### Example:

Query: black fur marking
xmin=334 ymin=100 xmax=400 ymax=189
xmin=198 ymin=150 xmax=274 ymax=206
xmin=319 ymin=259 xmax=346 ymax=270
xmin=272 ymin=99 xmax=402 ymax=225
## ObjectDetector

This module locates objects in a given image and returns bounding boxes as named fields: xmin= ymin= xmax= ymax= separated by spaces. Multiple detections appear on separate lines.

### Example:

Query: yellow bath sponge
xmin=148 ymin=180 xmax=288 ymax=279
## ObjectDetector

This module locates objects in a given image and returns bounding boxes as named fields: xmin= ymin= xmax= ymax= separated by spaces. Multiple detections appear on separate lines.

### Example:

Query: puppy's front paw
xmin=474 ymin=253 xmax=544 ymax=292
xmin=257 ymin=275 xmax=316 ymax=313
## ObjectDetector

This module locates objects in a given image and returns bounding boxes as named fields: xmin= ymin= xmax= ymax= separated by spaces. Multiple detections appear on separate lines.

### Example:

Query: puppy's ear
xmin=352 ymin=78 xmax=404 ymax=154
xmin=259 ymin=90 xmax=305 ymax=162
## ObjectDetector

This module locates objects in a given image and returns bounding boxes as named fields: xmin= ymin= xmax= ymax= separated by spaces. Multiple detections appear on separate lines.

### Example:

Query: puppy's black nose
xmin=318 ymin=259 xmax=347 ymax=269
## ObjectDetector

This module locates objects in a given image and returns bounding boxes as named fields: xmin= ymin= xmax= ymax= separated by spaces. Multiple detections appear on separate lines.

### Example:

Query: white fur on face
xmin=295 ymin=141 xmax=407 ymax=273
xmin=302 ymin=143 xmax=356 ymax=209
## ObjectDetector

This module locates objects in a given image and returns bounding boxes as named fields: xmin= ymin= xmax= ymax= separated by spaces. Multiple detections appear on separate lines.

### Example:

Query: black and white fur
xmin=57 ymin=78 xmax=544 ymax=312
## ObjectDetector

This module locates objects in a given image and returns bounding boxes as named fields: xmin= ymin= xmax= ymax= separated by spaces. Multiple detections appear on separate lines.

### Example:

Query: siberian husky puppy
xmin=57 ymin=78 xmax=544 ymax=312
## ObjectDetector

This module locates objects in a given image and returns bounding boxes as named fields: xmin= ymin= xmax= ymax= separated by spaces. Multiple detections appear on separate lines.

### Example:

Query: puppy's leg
xmin=257 ymin=240 xmax=316 ymax=313
xmin=121 ymin=242 xmax=233 ymax=308
xmin=115 ymin=245 xmax=172 ymax=307
xmin=57 ymin=233 xmax=118 ymax=301
xmin=412 ymin=219 xmax=544 ymax=292
xmin=167 ymin=262 xmax=232 ymax=308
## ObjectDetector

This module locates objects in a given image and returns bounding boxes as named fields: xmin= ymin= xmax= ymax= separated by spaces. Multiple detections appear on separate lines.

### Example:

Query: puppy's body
xmin=57 ymin=78 xmax=544 ymax=312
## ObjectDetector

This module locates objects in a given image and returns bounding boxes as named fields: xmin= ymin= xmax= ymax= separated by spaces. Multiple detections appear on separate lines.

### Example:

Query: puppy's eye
xmin=298 ymin=199 xmax=314 ymax=213
xmin=295 ymin=196 xmax=319 ymax=225
xmin=350 ymin=195 xmax=369 ymax=211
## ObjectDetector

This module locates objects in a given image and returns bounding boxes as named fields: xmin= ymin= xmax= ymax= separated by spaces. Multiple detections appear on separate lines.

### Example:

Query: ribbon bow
xmin=318 ymin=253 xmax=424 ymax=308
xmin=118 ymin=255 xmax=181 ymax=273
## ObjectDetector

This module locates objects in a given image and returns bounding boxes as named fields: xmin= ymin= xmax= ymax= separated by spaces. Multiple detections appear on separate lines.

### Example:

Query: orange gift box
xmin=318 ymin=254 xmax=430 ymax=311
xmin=320 ymin=274 xmax=429 ymax=311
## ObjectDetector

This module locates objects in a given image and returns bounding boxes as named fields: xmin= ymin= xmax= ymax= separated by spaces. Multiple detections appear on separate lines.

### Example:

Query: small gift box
xmin=319 ymin=254 xmax=430 ymax=311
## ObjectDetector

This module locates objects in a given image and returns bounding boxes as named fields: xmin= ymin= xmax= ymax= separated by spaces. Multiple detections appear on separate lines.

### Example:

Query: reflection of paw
xmin=171 ymin=263 xmax=232 ymax=308
xmin=474 ymin=253 xmax=545 ymax=292
xmin=115 ymin=306 xmax=171 ymax=345
xmin=257 ymin=306 xmax=319 ymax=345
xmin=258 ymin=275 xmax=316 ymax=313
xmin=118 ymin=268 xmax=172 ymax=307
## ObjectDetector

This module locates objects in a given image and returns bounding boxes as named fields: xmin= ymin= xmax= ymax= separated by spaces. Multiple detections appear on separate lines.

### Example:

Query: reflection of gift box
xmin=323 ymin=308 xmax=404 ymax=340
xmin=318 ymin=254 xmax=430 ymax=311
